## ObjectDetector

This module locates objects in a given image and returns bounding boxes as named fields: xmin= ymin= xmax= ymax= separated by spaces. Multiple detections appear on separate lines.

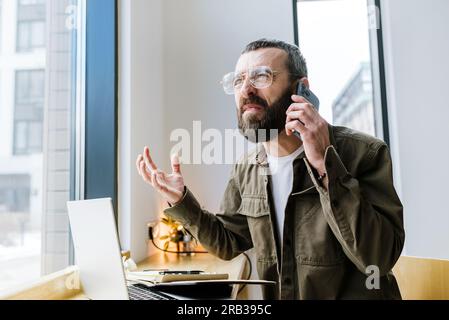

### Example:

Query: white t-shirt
xmin=266 ymin=146 xmax=304 ymax=242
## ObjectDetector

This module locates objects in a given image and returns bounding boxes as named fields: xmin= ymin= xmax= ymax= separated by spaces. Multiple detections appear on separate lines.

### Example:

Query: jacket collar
xmin=253 ymin=124 xmax=338 ymax=167
xmin=328 ymin=124 xmax=338 ymax=151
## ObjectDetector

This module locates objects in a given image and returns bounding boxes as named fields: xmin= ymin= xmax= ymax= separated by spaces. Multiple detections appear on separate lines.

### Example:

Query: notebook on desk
xmin=126 ymin=270 xmax=230 ymax=283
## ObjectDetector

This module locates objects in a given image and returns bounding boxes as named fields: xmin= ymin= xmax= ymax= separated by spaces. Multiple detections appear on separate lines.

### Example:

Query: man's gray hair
xmin=242 ymin=38 xmax=308 ymax=80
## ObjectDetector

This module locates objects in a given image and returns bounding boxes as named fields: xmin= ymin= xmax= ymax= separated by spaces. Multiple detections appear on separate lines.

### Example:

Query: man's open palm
xmin=136 ymin=147 xmax=185 ymax=205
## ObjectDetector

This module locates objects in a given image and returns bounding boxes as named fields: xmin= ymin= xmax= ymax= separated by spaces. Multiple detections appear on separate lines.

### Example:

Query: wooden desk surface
xmin=1 ymin=251 xmax=248 ymax=300
xmin=393 ymin=255 xmax=449 ymax=300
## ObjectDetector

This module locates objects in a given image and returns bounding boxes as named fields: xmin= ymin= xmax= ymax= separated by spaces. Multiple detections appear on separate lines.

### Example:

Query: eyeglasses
xmin=221 ymin=66 xmax=281 ymax=95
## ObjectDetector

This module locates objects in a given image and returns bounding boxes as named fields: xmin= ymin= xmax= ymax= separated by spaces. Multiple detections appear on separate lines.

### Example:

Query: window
xmin=294 ymin=0 xmax=387 ymax=140
xmin=16 ymin=0 xmax=46 ymax=52
xmin=13 ymin=69 xmax=45 ymax=155
xmin=0 ymin=175 xmax=30 ymax=213
xmin=332 ymin=62 xmax=375 ymax=135
xmin=0 ymin=0 xmax=118 ymax=294
xmin=0 ymin=0 xmax=82 ymax=293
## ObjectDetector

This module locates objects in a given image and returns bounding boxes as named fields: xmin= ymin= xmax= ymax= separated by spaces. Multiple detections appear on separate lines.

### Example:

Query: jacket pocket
xmin=295 ymin=260 xmax=346 ymax=299
xmin=237 ymin=194 xmax=270 ymax=217
xmin=237 ymin=195 xmax=277 ymax=261
xmin=295 ymin=200 xmax=346 ymax=266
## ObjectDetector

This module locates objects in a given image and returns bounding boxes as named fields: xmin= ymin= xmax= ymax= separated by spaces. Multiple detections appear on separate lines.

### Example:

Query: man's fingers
xmin=136 ymin=155 xmax=143 ymax=174
xmin=286 ymin=110 xmax=313 ymax=126
xmin=141 ymin=159 xmax=152 ymax=176
xmin=140 ymin=161 xmax=153 ymax=185
xmin=171 ymin=153 xmax=181 ymax=174
xmin=285 ymin=120 xmax=307 ymax=137
xmin=291 ymin=95 xmax=318 ymax=111
xmin=143 ymin=146 xmax=158 ymax=172
xmin=287 ymin=102 xmax=316 ymax=115
xmin=291 ymin=94 xmax=308 ymax=103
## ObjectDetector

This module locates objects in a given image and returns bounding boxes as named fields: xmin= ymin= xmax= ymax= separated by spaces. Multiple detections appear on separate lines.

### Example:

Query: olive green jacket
xmin=164 ymin=125 xmax=405 ymax=299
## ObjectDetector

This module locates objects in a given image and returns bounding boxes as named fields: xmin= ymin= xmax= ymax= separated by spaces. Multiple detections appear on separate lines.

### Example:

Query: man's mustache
xmin=239 ymin=96 xmax=269 ymax=110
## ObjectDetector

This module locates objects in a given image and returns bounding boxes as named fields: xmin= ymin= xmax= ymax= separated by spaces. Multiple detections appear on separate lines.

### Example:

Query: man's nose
xmin=239 ymin=77 xmax=256 ymax=98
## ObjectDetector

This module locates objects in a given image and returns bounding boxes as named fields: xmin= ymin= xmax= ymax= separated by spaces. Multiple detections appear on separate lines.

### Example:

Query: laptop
xmin=66 ymin=198 xmax=177 ymax=300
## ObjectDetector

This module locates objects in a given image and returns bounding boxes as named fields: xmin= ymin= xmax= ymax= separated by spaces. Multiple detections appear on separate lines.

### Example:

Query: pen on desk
xmin=159 ymin=270 xmax=204 ymax=275
xmin=142 ymin=268 xmax=169 ymax=272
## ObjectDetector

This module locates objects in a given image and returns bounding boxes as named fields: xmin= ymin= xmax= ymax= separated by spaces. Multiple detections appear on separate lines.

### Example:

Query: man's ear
xmin=291 ymin=77 xmax=310 ymax=93
xmin=299 ymin=77 xmax=310 ymax=88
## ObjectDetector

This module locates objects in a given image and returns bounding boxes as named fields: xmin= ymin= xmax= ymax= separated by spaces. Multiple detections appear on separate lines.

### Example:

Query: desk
xmin=1 ymin=251 xmax=248 ymax=300
xmin=393 ymin=255 xmax=449 ymax=300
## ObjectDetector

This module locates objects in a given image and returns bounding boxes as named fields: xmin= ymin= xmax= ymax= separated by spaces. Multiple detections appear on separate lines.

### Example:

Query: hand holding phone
xmin=291 ymin=82 xmax=320 ymax=139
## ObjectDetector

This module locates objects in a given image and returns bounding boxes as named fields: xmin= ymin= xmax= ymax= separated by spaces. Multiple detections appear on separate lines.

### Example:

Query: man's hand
xmin=136 ymin=147 xmax=185 ymax=205
xmin=285 ymin=95 xmax=331 ymax=187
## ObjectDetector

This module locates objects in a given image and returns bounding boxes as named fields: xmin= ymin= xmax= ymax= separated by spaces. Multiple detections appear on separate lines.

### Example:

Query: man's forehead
xmin=235 ymin=48 xmax=288 ymax=73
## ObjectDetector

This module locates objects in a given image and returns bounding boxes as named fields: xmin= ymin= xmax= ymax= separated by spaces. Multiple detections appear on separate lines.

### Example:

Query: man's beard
xmin=237 ymin=88 xmax=293 ymax=143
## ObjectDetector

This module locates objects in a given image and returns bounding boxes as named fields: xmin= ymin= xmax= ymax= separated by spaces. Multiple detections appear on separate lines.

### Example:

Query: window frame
xmin=83 ymin=0 xmax=118 ymax=212
xmin=69 ymin=0 xmax=118 ymax=265
xmin=292 ymin=0 xmax=390 ymax=146
xmin=371 ymin=0 xmax=390 ymax=146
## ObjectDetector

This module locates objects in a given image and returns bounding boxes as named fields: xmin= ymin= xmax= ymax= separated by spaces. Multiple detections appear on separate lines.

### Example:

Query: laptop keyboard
xmin=128 ymin=283 xmax=177 ymax=300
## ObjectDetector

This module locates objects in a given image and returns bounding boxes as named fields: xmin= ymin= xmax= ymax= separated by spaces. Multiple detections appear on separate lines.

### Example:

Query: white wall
xmin=119 ymin=0 xmax=294 ymax=298
xmin=118 ymin=0 xmax=165 ymax=262
xmin=381 ymin=0 xmax=449 ymax=259
xmin=162 ymin=0 xmax=295 ymax=210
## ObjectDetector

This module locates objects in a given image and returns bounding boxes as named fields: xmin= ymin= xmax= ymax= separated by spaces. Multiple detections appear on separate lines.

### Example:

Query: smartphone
xmin=292 ymin=82 xmax=320 ymax=139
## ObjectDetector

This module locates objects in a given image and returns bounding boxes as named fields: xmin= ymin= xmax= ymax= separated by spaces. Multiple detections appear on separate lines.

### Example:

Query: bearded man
xmin=136 ymin=39 xmax=405 ymax=300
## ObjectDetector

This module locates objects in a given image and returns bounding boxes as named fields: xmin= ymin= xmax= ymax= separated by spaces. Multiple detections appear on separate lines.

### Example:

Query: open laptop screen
xmin=67 ymin=198 xmax=129 ymax=300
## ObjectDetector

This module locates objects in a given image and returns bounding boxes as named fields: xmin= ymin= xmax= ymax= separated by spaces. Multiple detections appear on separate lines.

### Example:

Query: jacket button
xmin=284 ymin=277 xmax=292 ymax=286
xmin=285 ymin=238 xmax=291 ymax=247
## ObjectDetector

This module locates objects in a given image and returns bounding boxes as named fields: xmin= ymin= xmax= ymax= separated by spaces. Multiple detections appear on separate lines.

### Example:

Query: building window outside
xmin=0 ymin=175 xmax=30 ymax=214
xmin=0 ymin=0 xmax=81 ymax=294
xmin=296 ymin=0 xmax=382 ymax=138
xmin=0 ymin=175 xmax=31 ymax=249
xmin=16 ymin=0 xmax=46 ymax=52
xmin=13 ymin=69 xmax=45 ymax=155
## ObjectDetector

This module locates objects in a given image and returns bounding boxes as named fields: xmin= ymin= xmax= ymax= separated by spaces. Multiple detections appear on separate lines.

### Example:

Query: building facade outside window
xmin=0 ymin=0 xmax=81 ymax=293
xmin=332 ymin=63 xmax=375 ymax=135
